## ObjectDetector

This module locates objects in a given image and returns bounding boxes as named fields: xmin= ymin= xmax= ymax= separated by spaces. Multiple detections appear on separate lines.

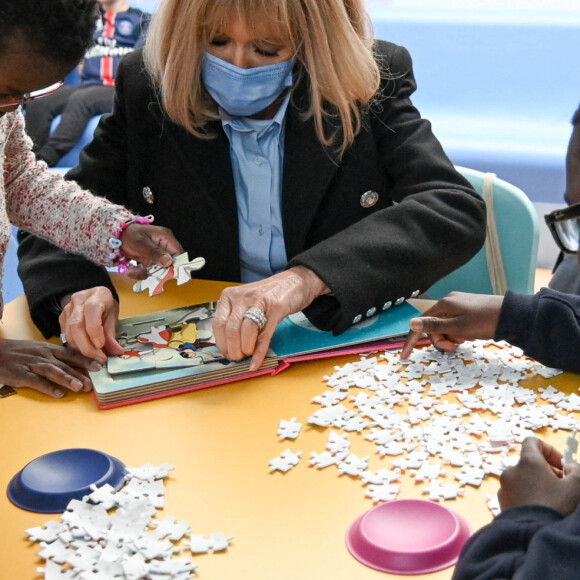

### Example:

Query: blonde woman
xmin=19 ymin=0 xmax=486 ymax=372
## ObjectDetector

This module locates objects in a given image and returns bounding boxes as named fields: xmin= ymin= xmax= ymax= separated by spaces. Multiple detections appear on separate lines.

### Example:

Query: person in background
xmin=0 ymin=0 xmax=183 ymax=397
xmin=548 ymin=103 xmax=580 ymax=294
xmin=17 ymin=0 xmax=486 ymax=372
xmin=24 ymin=0 xmax=149 ymax=167
xmin=451 ymin=435 xmax=580 ymax=580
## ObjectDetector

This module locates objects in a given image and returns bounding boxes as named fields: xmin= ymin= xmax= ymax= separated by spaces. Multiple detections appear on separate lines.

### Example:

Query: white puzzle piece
xmin=337 ymin=453 xmax=369 ymax=477
xmin=269 ymin=449 xmax=303 ymax=473
xmin=309 ymin=451 xmax=341 ymax=469
xmin=365 ymin=483 xmax=401 ymax=503
xmin=277 ymin=417 xmax=303 ymax=440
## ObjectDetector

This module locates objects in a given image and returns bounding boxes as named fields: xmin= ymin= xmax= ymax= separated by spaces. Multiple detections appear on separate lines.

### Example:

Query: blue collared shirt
xmin=221 ymin=92 xmax=291 ymax=283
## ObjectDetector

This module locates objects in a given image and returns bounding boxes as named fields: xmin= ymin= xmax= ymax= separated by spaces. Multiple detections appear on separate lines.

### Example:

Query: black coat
xmin=18 ymin=41 xmax=486 ymax=338
xmin=452 ymin=504 xmax=576 ymax=580
xmin=495 ymin=288 xmax=580 ymax=374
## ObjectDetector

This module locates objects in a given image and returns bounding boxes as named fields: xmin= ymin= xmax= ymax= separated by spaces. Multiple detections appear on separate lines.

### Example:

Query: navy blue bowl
xmin=7 ymin=448 xmax=126 ymax=513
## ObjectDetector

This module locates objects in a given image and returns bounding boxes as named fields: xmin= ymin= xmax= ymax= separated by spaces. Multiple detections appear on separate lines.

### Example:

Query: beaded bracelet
xmin=109 ymin=215 xmax=154 ymax=274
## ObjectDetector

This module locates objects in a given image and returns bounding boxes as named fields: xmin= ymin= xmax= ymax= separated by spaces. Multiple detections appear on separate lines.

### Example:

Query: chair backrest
xmin=426 ymin=166 xmax=539 ymax=299
xmin=51 ymin=114 xmax=102 ymax=169
xmin=3 ymin=227 xmax=24 ymax=304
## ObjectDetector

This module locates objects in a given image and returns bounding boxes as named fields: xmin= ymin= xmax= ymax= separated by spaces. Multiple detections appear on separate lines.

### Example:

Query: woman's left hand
xmin=120 ymin=223 xmax=184 ymax=268
xmin=213 ymin=266 xmax=330 ymax=371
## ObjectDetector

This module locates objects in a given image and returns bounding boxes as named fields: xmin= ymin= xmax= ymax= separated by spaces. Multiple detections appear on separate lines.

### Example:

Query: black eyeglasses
xmin=544 ymin=202 xmax=580 ymax=254
xmin=0 ymin=80 xmax=64 ymax=108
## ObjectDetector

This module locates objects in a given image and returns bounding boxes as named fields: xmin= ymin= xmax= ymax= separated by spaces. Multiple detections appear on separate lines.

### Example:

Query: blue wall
xmin=369 ymin=7 xmax=580 ymax=206
xmin=127 ymin=0 xmax=159 ymax=12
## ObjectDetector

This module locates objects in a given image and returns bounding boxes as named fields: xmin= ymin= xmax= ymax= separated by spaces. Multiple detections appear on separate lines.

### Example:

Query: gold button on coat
xmin=360 ymin=190 xmax=379 ymax=208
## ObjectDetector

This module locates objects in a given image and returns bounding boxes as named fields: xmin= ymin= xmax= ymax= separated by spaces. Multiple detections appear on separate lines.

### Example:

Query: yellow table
xmin=0 ymin=276 xmax=577 ymax=579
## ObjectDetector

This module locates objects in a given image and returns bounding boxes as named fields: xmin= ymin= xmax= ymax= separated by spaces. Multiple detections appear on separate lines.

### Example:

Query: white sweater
xmin=0 ymin=109 xmax=133 ymax=315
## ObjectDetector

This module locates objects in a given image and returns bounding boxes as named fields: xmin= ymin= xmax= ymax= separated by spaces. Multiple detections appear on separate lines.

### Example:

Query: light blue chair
xmin=426 ymin=166 xmax=539 ymax=299
xmin=50 ymin=114 xmax=101 ymax=169
xmin=3 ymin=227 xmax=24 ymax=304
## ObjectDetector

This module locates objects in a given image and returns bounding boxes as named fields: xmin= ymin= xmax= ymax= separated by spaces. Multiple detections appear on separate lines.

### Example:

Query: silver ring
xmin=60 ymin=333 xmax=67 ymax=345
xmin=243 ymin=307 xmax=267 ymax=331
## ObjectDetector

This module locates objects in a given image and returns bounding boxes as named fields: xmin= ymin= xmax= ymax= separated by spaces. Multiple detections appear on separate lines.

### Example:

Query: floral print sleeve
xmin=2 ymin=110 xmax=133 ymax=266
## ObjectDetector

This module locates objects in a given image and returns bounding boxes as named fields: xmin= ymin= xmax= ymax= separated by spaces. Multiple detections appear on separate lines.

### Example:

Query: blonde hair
xmin=144 ymin=0 xmax=380 ymax=155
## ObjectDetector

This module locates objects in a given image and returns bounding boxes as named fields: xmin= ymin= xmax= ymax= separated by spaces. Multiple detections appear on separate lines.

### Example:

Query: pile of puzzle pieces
xmin=269 ymin=339 xmax=576 ymax=509
xmin=27 ymin=463 xmax=232 ymax=579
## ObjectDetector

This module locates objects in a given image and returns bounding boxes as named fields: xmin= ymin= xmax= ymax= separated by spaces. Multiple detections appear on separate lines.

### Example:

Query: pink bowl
xmin=346 ymin=499 xmax=472 ymax=575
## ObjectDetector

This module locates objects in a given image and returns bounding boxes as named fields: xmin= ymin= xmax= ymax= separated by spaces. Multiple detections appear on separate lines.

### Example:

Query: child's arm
xmin=3 ymin=110 xmax=182 ymax=268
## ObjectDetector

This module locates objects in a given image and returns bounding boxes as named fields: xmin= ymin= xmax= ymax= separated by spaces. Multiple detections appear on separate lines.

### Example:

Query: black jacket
xmin=452 ymin=504 xmax=575 ymax=580
xmin=18 ymin=42 xmax=486 ymax=338
xmin=496 ymin=288 xmax=580 ymax=374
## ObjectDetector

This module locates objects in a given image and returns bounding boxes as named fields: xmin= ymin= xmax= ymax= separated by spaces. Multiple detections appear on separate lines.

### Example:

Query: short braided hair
xmin=0 ymin=0 xmax=100 ymax=67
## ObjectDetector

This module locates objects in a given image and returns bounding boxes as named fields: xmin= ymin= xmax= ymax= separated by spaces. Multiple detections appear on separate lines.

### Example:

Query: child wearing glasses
xmin=548 ymin=103 xmax=580 ymax=294
xmin=0 ymin=0 xmax=183 ymax=398
xmin=402 ymin=105 xmax=580 ymax=580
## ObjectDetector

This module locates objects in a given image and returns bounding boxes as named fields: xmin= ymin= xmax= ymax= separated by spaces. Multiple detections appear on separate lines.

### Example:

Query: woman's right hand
xmin=59 ymin=286 xmax=125 ymax=365
xmin=0 ymin=338 xmax=101 ymax=398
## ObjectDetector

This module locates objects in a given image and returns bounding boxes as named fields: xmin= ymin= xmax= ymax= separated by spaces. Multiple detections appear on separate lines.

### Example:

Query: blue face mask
xmin=202 ymin=52 xmax=295 ymax=117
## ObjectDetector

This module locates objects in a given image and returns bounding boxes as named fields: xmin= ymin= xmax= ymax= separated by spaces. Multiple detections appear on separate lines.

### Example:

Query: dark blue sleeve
xmin=134 ymin=11 xmax=151 ymax=50
xmin=452 ymin=505 xmax=567 ymax=580
xmin=494 ymin=289 xmax=580 ymax=373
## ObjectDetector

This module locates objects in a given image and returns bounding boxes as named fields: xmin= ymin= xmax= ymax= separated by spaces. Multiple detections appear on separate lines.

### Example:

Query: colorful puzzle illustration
xmin=133 ymin=252 xmax=206 ymax=296
xmin=109 ymin=302 xmax=229 ymax=376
